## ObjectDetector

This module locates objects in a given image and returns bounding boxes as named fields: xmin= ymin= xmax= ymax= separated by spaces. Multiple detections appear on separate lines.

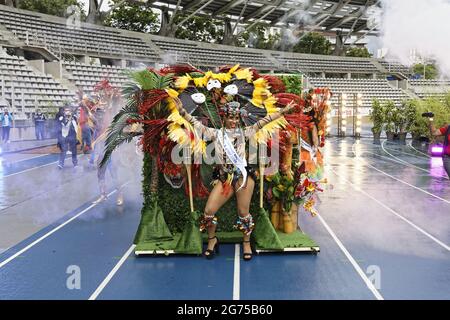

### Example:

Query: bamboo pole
xmin=185 ymin=164 xmax=194 ymax=213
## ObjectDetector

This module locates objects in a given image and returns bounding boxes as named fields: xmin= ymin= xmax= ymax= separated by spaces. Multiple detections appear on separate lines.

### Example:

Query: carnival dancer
xmin=175 ymin=99 xmax=295 ymax=260
xmin=91 ymin=82 xmax=124 ymax=205
xmin=79 ymin=95 xmax=95 ymax=154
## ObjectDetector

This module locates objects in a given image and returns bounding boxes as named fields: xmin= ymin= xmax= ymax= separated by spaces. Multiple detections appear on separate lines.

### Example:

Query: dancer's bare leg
xmin=235 ymin=177 xmax=255 ymax=257
xmin=203 ymin=182 xmax=234 ymax=253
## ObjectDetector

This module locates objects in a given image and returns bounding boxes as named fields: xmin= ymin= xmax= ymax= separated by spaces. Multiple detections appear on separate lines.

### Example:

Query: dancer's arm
xmin=176 ymin=103 xmax=215 ymax=139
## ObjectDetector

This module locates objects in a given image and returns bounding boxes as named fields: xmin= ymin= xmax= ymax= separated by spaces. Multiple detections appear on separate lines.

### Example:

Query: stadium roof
xmin=150 ymin=0 xmax=381 ymax=36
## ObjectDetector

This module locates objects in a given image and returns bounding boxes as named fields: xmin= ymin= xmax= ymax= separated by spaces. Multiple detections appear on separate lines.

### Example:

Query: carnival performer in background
xmin=91 ymin=80 xmax=124 ymax=205
xmin=297 ymin=88 xmax=330 ymax=177
xmin=79 ymin=95 xmax=95 ymax=154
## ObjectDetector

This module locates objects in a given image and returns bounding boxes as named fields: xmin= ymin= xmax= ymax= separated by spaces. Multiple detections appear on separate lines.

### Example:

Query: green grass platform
xmin=134 ymin=230 xmax=319 ymax=255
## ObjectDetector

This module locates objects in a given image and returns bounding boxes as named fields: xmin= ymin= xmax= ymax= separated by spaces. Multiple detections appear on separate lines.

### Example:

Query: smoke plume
xmin=378 ymin=0 xmax=450 ymax=77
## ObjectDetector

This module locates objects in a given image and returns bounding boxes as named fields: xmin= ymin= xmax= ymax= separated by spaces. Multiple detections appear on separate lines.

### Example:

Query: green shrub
xmin=370 ymin=99 xmax=384 ymax=133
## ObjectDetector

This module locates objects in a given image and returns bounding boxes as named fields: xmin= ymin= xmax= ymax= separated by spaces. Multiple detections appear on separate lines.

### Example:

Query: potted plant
xmin=370 ymin=99 xmax=383 ymax=141
xmin=401 ymin=100 xmax=418 ymax=143
xmin=383 ymin=101 xmax=396 ymax=141
xmin=396 ymin=103 xmax=409 ymax=144
xmin=267 ymin=172 xmax=296 ymax=234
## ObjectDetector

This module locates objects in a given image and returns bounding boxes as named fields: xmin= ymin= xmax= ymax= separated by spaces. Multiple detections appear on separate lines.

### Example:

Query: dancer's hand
xmin=282 ymin=101 xmax=296 ymax=114
xmin=175 ymin=99 xmax=186 ymax=115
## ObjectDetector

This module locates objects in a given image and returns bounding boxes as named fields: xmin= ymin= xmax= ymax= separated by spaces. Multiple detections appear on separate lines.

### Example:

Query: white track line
xmin=2 ymin=154 xmax=82 ymax=178
xmin=381 ymin=140 xmax=448 ymax=179
xmin=0 ymin=190 xmax=117 ymax=269
xmin=352 ymin=144 xmax=450 ymax=204
xmin=330 ymin=168 xmax=450 ymax=251
xmin=381 ymin=145 xmax=428 ymax=160
xmin=233 ymin=244 xmax=240 ymax=300
xmin=357 ymin=142 xmax=445 ymax=178
xmin=2 ymin=153 xmax=50 ymax=164
xmin=408 ymin=140 xmax=431 ymax=158
xmin=317 ymin=213 xmax=384 ymax=300
xmin=89 ymin=244 xmax=136 ymax=300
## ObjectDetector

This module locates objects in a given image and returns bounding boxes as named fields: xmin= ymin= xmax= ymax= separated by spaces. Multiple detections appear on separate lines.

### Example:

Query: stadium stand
xmin=307 ymin=77 xmax=409 ymax=107
xmin=378 ymin=59 xmax=412 ymax=76
xmin=272 ymin=51 xmax=380 ymax=75
xmin=0 ymin=5 xmax=159 ymax=61
xmin=63 ymin=61 xmax=128 ymax=95
xmin=0 ymin=49 xmax=74 ymax=114
xmin=408 ymin=79 xmax=450 ymax=99
xmin=0 ymin=3 xmax=422 ymax=118
xmin=150 ymin=35 xmax=278 ymax=70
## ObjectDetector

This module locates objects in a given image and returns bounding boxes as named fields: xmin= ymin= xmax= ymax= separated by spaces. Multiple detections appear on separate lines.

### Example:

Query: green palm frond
xmin=125 ymin=69 xmax=173 ymax=91
xmin=100 ymin=69 xmax=175 ymax=168
xmin=100 ymin=131 xmax=142 ymax=169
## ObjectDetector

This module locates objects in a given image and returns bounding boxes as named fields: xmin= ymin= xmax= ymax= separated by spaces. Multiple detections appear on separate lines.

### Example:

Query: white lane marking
xmin=330 ymin=168 xmax=450 ymax=251
xmin=381 ymin=140 xmax=448 ymax=179
xmin=352 ymin=143 xmax=450 ymax=204
xmin=0 ymin=190 xmax=117 ymax=269
xmin=317 ymin=213 xmax=384 ymax=300
xmin=360 ymin=149 xmax=410 ymax=166
xmin=382 ymin=145 xmax=428 ymax=160
xmin=2 ymin=153 xmax=50 ymax=164
xmin=408 ymin=140 xmax=431 ymax=158
xmin=2 ymin=154 xmax=83 ymax=178
xmin=233 ymin=244 xmax=240 ymax=300
xmin=89 ymin=244 xmax=136 ymax=300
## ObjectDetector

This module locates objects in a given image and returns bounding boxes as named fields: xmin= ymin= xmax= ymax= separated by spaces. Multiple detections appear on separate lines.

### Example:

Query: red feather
xmin=263 ymin=75 xmax=286 ymax=93
xmin=141 ymin=119 xmax=169 ymax=154
xmin=284 ymin=113 xmax=312 ymax=130
xmin=184 ymin=164 xmax=209 ymax=198
xmin=139 ymin=89 xmax=169 ymax=115
xmin=159 ymin=64 xmax=204 ymax=75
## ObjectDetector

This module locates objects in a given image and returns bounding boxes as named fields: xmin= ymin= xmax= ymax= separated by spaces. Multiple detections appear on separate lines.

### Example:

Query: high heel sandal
xmin=204 ymin=236 xmax=220 ymax=260
xmin=242 ymin=240 xmax=253 ymax=261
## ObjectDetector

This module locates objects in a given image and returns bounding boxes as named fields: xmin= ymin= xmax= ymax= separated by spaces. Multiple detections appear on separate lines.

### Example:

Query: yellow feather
xmin=193 ymin=76 xmax=208 ymax=87
xmin=264 ymin=95 xmax=278 ymax=113
xmin=253 ymin=77 xmax=267 ymax=88
xmin=233 ymin=68 xmax=253 ymax=82
xmin=174 ymin=75 xmax=192 ymax=90
xmin=228 ymin=64 xmax=240 ymax=74
xmin=165 ymin=88 xmax=179 ymax=98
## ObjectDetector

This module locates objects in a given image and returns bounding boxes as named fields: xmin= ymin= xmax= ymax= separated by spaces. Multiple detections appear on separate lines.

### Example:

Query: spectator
xmin=54 ymin=107 xmax=64 ymax=149
xmin=34 ymin=109 xmax=46 ymax=140
xmin=57 ymin=107 xmax=79 ymax=169
xmin=0 ymin=109 xmax=13 ymax=143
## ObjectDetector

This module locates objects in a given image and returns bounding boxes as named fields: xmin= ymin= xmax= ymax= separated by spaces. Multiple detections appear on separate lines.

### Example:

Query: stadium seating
xmin=378 ymin=59 xmax=412 ymax=75
xmin=0 ymin=49 xmax=74 ymax=114
xmin=272 ymin=52 xmax=379 ymax=74
xmin=307 ymin=77 xmax=409 ymax=108
xmin=63 ymin=61 xmax=128 ymax=95
xmin=150 ymin=36 xmax=277 ymax=70
xmin=0 ymin=6 xmax=159 ymax=61
xmin=0 ymin=3 xmax=431 ymax=117
xmin=409 ymin=79 xmax=450 ymax=99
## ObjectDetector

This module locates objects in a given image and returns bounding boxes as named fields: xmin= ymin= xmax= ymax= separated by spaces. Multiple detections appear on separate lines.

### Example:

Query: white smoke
xmin=276 ymin=0 xmax=314 ymax=48
xmin=378 ymin=0 xmax=450 ymax=77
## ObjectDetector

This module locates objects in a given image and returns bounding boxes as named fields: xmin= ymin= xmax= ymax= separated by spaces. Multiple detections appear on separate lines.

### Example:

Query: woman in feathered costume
xmin=168 ymin=65 xmax=306 ymax=260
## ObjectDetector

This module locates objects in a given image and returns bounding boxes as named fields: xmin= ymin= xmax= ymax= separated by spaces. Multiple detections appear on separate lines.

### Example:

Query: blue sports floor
xmin=0 ymin=138 xmax=449 ymax=300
